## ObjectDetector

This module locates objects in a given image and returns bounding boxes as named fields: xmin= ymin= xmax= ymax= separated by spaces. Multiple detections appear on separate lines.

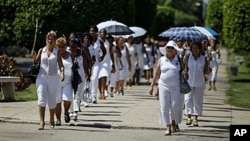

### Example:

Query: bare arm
xmin=149 ymin=58 xmax=161 ymax=95
xmin=109 ymin=44 xmax=115 ymax=72
xmin=81 ymin=48 xmax=91 ymax=79
xmin=57 ymin=51 xmax=65 ymax=81
xmin=125 ymin=47 xmax=131 ymax=71
xmin=32 ymin=48 xmax=42 ymax=64
xmin=99 ymin=41 xmax=107 ymax=62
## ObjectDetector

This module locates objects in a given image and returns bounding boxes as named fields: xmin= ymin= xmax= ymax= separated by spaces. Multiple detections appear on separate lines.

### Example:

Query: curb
xmin=1 ymin=119 xmax=229 ymax=133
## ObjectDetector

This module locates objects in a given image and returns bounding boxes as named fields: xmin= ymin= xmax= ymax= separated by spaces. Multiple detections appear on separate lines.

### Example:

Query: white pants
xmin=70 ymin=81 xmax=85 ymax=112
xmin=158 ymin=84 xmax=182 ymax=125
xmin=208 ymin=66 xmax=218 ymax=81
xmin=184 ymin=86 xmax=205 ymax=116
xmin=36 ymin=75 xmax=59 ymax=109
xmin=90 ymin=62 xmax=101 ymax=100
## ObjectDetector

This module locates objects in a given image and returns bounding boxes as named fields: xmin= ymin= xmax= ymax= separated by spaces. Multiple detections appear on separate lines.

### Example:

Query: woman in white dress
xmin=133 ymin=37 xmax=146 ymax=85
xmin=116 ymin=37 xmax=131 ymax=95
xmin=184 ymin=42 xmax=209 ymax=127
xmin=98 ymin=29 xmax=115 ymax=99
xmin=55 ymin=37 xmax=73 ymax=125
xmin=81 ymin=33 xmax=93 ymax=106
xmin=31 ymin=31 xmax=64 ymax=130
xmin=149 ymin=41 xmax=183 ymax=135
xmin=143 ymin=37 xmax=154 ymax=83
xmin=68 ymin=37 xmax=90 ymax=121
xmin=207 ymin=39 xmax=220 ymax=91
xmin=108 ymin=35 xmax=121 ymax=97
xmin=89 ymin=26 xmax=106 ymax=103
xmin=125 ymin=36 xmax=136 ymax=89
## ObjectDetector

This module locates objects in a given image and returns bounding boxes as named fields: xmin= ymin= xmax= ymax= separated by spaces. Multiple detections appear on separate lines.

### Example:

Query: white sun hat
xmin=159 ymin=40 xmax=182 ymax=55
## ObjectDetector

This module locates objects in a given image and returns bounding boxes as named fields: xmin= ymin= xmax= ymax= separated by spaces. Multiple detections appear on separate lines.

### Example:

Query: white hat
xmin=159 ymin=40 xmax=182 ymax=55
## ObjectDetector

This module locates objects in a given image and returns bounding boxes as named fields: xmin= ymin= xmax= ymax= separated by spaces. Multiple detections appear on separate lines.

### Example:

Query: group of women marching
xmin=31 ymin=25 xmax=162 ymax=130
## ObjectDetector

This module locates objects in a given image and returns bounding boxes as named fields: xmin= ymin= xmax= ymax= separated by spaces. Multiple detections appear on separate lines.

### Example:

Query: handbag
xmin=180 ymin=74 xmax=191 ymax=94
xmin=28 ymin=64 xmax=40 ymax=76
xmin=28 ymin=49 xmax=42 ymax=76
xmin=83 ymin=80 xmax=92 ymax=103
xmin=179 ymin=54 xmax=191 ymax=94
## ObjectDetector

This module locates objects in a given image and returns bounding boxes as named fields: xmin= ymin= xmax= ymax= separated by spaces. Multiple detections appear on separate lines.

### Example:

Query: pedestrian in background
xmin=125 ymin=36 xmax=136 ymax=89
xmin=184 ymin=42 xmax=209 ymax=127
xmin=31 ymin=31 xmax=64 ymax=130
xmin=116 ymin=37 xmax=131 ymax=95
xmin=98 ymin=29 xmax=115 ymax=99
xmin=108 ymin=35 xmax=121 ymax=97
xmin=207 ymin=39 xmax=220 ymax=91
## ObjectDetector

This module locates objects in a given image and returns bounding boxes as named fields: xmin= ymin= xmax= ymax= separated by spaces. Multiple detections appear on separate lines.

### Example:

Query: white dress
xmin=125 ymin=42 xmax=136 ymax=79
xmin=143 ymin=44 xmax=154 ymax=70
xmin=134 ymin=42 xmax=144 ymax=69
xmin=99 ymin=39 xmax=110 ymax=78
xmin=208 ymin=50 xmax=219 ymax=81
xmin=109 ymin=45 xmax=119 ymax=87
xmin=56 ymin=54 xmax=73 ymax=103
xmin=118 ymin=46 xmax=129 ymax=80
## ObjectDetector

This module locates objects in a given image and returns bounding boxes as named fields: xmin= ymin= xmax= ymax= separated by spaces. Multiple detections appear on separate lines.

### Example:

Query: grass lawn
xmin=227 ymin=64 xmax=250 ymax=109
xmin=0 ymin=84 xmax=37 ymax=102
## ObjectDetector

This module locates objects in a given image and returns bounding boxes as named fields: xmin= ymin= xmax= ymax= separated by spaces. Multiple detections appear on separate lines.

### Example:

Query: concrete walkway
xmin=0 ymin=48 xmax=250 ymax=132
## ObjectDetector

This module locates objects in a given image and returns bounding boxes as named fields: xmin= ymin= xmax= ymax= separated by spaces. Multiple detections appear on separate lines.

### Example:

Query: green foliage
xmin=227 ymin=63 xmax=250 ymax=109
xmin=205 ymin=0 xmax=222 ymax=34
xmin=244 ymin=55 xmax=250 ymax=69
xmin=174 ymin=10 xmax=199 ymax=27
xmin=134 ymin=0 xmax=157 ymax=35
xmin=0 ymin=0 xmax=136 ymax=51
xmin=166 ymin=0 xmax=203 ymax=26
xmin=0 ymin=84 xmax=37 ymax=102
xmin=222 ymin=0 xmax=250 ymax=52
xmin=153 ymin=5 xmax=175 ymax=37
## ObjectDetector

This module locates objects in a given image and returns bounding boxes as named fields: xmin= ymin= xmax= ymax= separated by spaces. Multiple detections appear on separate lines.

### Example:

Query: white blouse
xmin=187 ymin=53 xmax=206 ymax=87
xmin=158 ymin=55 xmax=180 ymax=87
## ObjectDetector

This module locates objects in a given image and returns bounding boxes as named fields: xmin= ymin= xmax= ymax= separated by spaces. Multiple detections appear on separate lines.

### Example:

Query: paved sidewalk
xmin=0 ymin=48 xmax=250 ymax=132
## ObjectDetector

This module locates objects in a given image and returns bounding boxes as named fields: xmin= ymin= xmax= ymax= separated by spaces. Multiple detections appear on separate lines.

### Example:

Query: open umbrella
xmin=129 ymin=26 xmax=147 ymax=38
xmin=159 ymin=27 xmax=207 ymax=41
xmin=191 ymin=26 xmax=218 ymax=40
xmin=97 ymin=20 xmax=134 ymax=35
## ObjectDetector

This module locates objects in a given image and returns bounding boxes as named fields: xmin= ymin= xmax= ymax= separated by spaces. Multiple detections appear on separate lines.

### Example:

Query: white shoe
xmin=84 ymin=102 xmax=89 ymax=107
xmin=80 ymin=101 xmax=84 ymax=106
xmin=104 ymin=90 xmax=108 ymax=97
xmin=69 ymin=113 xmax=73 ymax=119
xmin=73 ymin=113 xmax=77 ymax=121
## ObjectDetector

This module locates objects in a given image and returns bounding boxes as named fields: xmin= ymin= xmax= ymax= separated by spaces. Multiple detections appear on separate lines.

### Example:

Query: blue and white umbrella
xmin=191 ymin=26 xmax=219 ymax=40
xmin=159 ymin=27 xmax=207 ymax=41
